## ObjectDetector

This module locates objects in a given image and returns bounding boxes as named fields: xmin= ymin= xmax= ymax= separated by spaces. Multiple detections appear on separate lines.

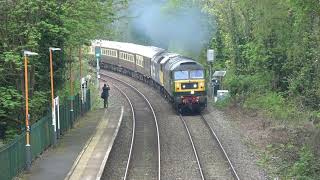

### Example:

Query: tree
xmin=0 ymin=0 xmax=127 ymax=139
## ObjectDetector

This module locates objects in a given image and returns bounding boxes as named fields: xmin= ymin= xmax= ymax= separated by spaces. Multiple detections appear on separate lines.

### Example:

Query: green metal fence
xmin=0 ymin=134 xmax=26 ymax=180
xmin=0 ymin=90 xmax=91 ymax=180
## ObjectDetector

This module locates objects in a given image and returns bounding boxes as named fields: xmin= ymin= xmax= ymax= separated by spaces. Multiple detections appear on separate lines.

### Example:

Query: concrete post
xmin=52 ymin=106 xmax=57 ymax=147
xmin=25 ymin=144 xmax=31 ymax=171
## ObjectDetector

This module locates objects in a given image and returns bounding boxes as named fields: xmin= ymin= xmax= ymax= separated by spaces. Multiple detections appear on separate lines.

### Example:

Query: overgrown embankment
xmin=199 ymin=0 xmax=320 ymax=178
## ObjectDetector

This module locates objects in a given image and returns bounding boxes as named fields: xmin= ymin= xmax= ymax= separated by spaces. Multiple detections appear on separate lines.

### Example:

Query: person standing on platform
xmin=101 ymin=84 xmax=110 ymax=108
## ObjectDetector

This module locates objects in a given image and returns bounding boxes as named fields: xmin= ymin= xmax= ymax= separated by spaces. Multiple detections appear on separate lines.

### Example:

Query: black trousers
xmin=104 ymin=97 xmax=109 ymax=108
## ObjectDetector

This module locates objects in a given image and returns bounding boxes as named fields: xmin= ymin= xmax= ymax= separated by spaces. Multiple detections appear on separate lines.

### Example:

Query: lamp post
xmin=49 ymin=47 xmax=61 ymax=146
xmin=23 ymin=50 xmax=38 ymax=171
xmin=95 ymin=40 xmax=102 ymax=89
xmin=79 ymin=47 xmax=84 ymax=116
xmin=207 ymin=49 xmax=215 ymax=98
xmin=69 ymin=48 xmax=74 ymax=127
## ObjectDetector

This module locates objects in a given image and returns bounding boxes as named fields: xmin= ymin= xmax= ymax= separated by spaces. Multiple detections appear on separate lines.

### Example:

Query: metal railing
xmin=0 ymin=90 xmax=91 ymax=180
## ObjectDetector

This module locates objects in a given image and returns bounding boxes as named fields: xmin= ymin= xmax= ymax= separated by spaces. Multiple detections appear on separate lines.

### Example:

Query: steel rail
xmin=110 ymin=83 xmax=135 ymax=180
xmin=179 ymin=114 xmax=205 ymax=180
xmin=200 ymin=115 xmax=240 ymax=180
xmin=100 ymin=78 xmax=136 ymax=180
xmin=101 ymin=73 xmax=161 ymax=180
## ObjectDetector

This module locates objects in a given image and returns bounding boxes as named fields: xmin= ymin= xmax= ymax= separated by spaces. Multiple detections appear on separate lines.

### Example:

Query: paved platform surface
xmin=16 ymin=106 xmax=123 ymax=180
xmin=67 ymin=106 xmax=123 ymax=180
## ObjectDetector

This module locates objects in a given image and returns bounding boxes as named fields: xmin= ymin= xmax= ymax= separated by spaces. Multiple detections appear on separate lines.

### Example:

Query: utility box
xmin=217 ymin=90 xmax=229 ymax=101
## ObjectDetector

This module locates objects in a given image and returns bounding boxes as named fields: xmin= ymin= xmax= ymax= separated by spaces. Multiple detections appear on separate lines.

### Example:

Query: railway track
xmin=100 ymin=73 xmax=161 ymax=180
xmin=101 ymin=70 xmax=239 ymax=179
xmin=179 ymin=114 xmax=240 ymax=180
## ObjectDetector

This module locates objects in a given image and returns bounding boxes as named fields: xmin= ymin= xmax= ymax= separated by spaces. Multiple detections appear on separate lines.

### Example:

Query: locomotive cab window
xmin=174 ymin=71 xmax=189 ymax=80
xmin=190 ymin=70 xmax=204 ymax=79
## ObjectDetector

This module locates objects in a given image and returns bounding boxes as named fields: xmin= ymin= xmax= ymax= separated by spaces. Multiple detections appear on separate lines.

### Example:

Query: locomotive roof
xmin=168 ymin=57 xmax=203 ymax=71
xmin=92 ymin=40 xmax=165 ymax=58
xmin=160 ymin=53 xmax=179 ymax=64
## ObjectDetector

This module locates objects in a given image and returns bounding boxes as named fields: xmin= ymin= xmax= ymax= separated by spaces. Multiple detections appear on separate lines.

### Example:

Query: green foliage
xmin=0 ymin=87 xmax=22 ymax=124
xmin=0 ymin=0 xmax=125 ymax=139
xmin=200 ymin=0 xmax=320 ymax=114
xmin=288 ymin=146 xmax=320 ymax=179
xmin=257 ymin=143 xmax=320 ymax=179
xmin=168 ymin=0 xmax=320 ymax=178
xmin=225 ymin=72 xmax=272 ymax=97
xmin=29 ymin=91 xmax=49 ymax=123
xmin=4 ymin=128 xmax=20 ymax=143
xmin=244 ymin=91 xmax=301 ymax=121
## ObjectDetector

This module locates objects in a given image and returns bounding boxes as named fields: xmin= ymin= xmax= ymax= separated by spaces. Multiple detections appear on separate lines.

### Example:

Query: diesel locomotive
xmin=89 ymin=40 xmax=207 ymax=112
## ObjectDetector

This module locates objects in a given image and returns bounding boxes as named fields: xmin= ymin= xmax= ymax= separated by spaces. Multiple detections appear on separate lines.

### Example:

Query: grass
xmin=211 ymin=89 xmax=320 ymax=179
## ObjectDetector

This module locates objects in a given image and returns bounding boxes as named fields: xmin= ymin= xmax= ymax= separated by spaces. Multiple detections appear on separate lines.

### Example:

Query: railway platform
xmin=17 ymin=106 xmax=124 ymax=180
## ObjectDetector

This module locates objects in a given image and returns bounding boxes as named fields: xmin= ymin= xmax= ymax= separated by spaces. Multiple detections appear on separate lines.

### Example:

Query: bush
xmin=4 ymin=128 xmax=19 ymax=143
xmin=224 ymin=72 xmax=272 ymax=97
xmin=244 ymin=91 xmax=300 ymax=121
xmin=288 ymin=146 xmax=320 ymax=179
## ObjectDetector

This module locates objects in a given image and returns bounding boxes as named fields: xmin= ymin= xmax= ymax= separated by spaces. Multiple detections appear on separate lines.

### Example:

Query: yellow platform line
xmin=65 ymin=109 xmax=109 ymax=180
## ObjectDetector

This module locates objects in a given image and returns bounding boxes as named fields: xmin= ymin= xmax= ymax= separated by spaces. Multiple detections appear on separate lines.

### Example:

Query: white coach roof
xmin=92 ymin=40 xmax=165 ymax=58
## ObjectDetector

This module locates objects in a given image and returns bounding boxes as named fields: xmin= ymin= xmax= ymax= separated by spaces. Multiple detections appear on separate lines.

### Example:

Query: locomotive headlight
xmin=193 ymin=84 xmax=197 ymax=88
xmin=182 ymin=85 xmax=186 ymax=89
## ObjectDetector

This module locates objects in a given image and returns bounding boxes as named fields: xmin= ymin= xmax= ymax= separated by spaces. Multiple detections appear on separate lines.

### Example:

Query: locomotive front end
xmin=172 ymin=69 xmax=207 ymax=112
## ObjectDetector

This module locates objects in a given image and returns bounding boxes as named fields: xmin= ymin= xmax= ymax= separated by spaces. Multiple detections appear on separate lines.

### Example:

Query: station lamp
xmin=49 ymin=47 xmax=61 ymax=146
xmin=23 ymin=50 xmax=38 ymax=171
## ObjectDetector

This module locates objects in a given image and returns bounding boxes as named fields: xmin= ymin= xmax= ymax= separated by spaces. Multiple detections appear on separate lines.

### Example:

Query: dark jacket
xmin=101 ymin=85 xmax=110 ymax=99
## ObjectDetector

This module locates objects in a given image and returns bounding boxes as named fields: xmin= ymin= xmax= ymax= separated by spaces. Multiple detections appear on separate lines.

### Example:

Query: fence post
xmin=70 ymin=96 xmax=74 ymax=128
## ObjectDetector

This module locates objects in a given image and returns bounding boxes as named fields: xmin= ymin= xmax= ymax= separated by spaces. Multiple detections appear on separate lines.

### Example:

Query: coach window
xmin=130 ymin=55 xmax=134 ymax=62
xmin=136 ymin=55 xmax=144 ymax=67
